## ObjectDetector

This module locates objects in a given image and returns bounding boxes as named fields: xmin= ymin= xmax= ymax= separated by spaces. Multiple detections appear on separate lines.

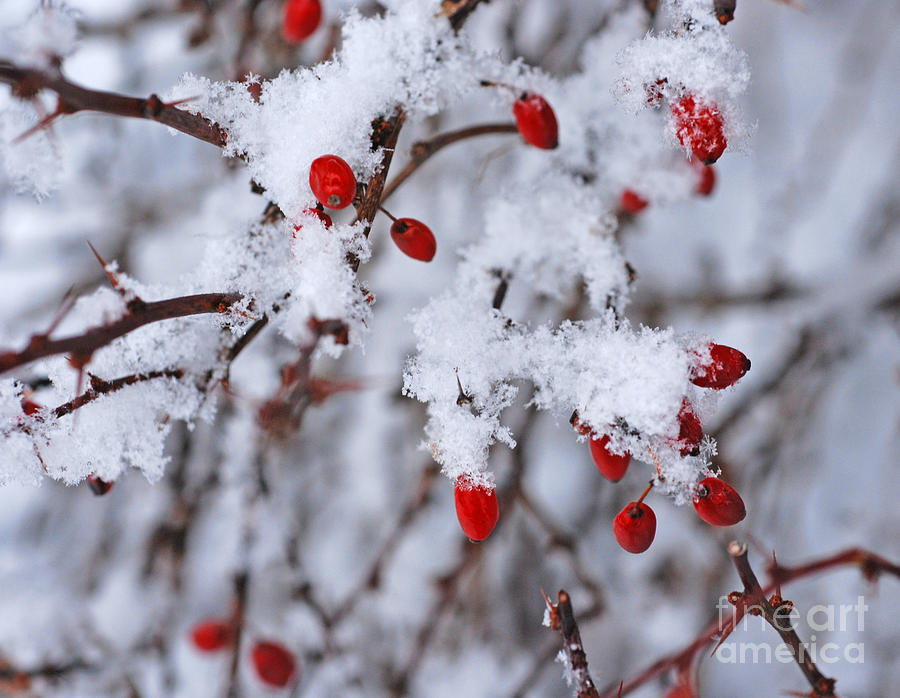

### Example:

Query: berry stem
xmin=378 ymin=206 xmax=398 ymax=223
xmin=635 ymin=482 xmax=653 ymax=505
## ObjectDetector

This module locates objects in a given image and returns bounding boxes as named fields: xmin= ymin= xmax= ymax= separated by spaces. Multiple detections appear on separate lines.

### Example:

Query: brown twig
xmin=0 ymin=62 xmax=228 ymax=147
xmin=542 ymin=589 xmax=601 ymax=698
xmin=727 ymin=541 xmax=836 ymax=696
xmin=0 ymin=292 xmax=242 ymax=375
xmin=52 ymin=368 xmax=184 ymax=418
xmin=598 ymin=545 xmax=900 ymax=697
xmin=380 ymin=122 xmax=518 ymax=203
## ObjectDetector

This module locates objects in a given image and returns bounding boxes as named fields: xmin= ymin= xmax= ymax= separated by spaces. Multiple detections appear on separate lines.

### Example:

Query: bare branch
xmin=543 ymin=589 xmax=600 ymax=698
xmin=0 ymin=62 xmax=228 ymax=147
xmin=0 ymin=292 xmax=242 ymax=375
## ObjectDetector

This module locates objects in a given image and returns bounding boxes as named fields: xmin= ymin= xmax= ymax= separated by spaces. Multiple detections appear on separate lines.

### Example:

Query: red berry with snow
xmin=309 ymin=155 xmax=356 ymax=209
xmin=513 ymin=92 xmax=559 ymax=150
xmin=87 ymin=474 xmax=114 ymax=496
xmin=190 ymin=619 xmax=234 ymax=652
xmin=613 ymin=500 xmax=656 ymax=553
xmin=677 ymin=399 xmax=702 ymax=456
xmin=695 ymin=163 xmax=716 ymax=196
xmin=293 ymin=208 xmax=333 ymax=237
xmin=690 ymin=343 xmax=750 ymax=389
xmin=693 ymin=476 xmax=746 ymax=526
xmin=390 ymin=218 xmax=436 ymax=262
xmin=251 ymin=640 xmax=297 ymax=688
xmin=282 ymin=0 xmax=322 ymax=44
xmin=454 ymin=476 xmax=499 ymax=541
xmin=620 ymin=189 xmax=648 ymax=214
xmin=589 ymin=435 xmax=630 ymax=482
xmin=671 ymin=95 xmax=727 ymax=164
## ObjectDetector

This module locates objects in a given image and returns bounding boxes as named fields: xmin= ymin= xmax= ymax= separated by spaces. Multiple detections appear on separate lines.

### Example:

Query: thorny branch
xmin=542 ymin=589 xmax=601 ymax=698
xmin=727 ymin=541 xmax=835 ymax=697
xmin=0 ymin=292 xmax=242 ymax=375
xmin=598 ymin=545 xmax=900 ymax=697
xmin=0 ymin=62 xmax=228 ymax=147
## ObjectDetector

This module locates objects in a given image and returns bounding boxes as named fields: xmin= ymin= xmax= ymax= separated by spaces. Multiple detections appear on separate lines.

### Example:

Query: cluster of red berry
xmin=620 ymin=90 xmax=726 ymax=214
xmin=190 ymin=619 xmax=297 ymax=688
xmin=585 ymin=343 xmax=750 ymax=554
xmin=303 ymin=154 xmax=437 ymax=262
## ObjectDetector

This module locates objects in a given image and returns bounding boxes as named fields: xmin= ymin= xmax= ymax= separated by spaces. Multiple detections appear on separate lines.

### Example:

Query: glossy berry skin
xmin=309 ymin=155 xmax=356 ymax=209
xmin=613 ymin=501 xmax=656 ymax=553
xmin=671 ymin=95 xmax=727 ymax=164
xmin=693 ymin=476 xmax=746 ymax=526
xmin=282 ymin=0 xmax=322 ymax=44
xmin=690 ymin=343 xmax=750 ymax=389
xmin=589 ymin=435 xmax=630 ymax=482
xmin=454 ymin=477 xmax=499 ymax=541
xmin=251 ymin=641 xmax=297 ymax=688
xmin=190 ymin=619 xmax=234 ymax=652
xmin=390 ymin=218 xmax=436 ymax=262
xmin=87 ymin=474 xmax=114 ymax=496
xmin=677 ymin=399 xmax=702 ymax=456
xmin=513 ymin=92 xmax=559 ymax=150
xmin=620 ymin=189 xmax=648 ymax=214
xmin=695 ymin=164 xmax=716 ymax=196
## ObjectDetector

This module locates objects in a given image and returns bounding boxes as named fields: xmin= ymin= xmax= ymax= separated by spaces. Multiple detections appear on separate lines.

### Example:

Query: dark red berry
xmin=677 ymin=399 xmax=702 ymax=456
xmin=590 ymin=435 xmax=630 ymax=482
xmin=694 ymin=163 xmax=716 ymax=196
xmin=513 ymin=92 xmax=559 ymax=150
xmin=620 ymin=189 xmax=648 ymax=214
xmin=282 ymin=0 xmax=322 ymax=44
xmin=454 ymin=476 xmax=499 ymax=541
xmin=21 ymin=398 xmax=41 ymax=416
xmin=671 ymin=95 xmax=727 ymax=164
xmin=87 ymin=474 xmax=114 ymax=496
xmin=390 ymin=218 xmax=436 ymax=262
xmin=293 ymin=207 xmax=333 ymax=237
xmin=251 ymin=641 xmax=297 ymax=688
xmin=690 ymin=343 xmax=750 ymax=389
xmin=309 ymin=155 xmax=356 ymax=209
xmin=613 ymin=500 xmax=656 ymax=553
xmin=714 ymin=0 xmax=736 ymax=25
xmin=190 ymin=619 xmax=234 ymax=652
xmin=693 ymin=476 xmax=746 ymax=526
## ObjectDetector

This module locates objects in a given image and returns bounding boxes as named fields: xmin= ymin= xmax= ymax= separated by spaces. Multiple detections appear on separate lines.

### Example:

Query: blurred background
xmin=0 ymin=0 xmax=898 ymax=696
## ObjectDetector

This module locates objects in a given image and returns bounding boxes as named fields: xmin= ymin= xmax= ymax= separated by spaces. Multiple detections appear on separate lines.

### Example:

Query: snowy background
xmin=0 ymin=0 xmax=898 ymax=696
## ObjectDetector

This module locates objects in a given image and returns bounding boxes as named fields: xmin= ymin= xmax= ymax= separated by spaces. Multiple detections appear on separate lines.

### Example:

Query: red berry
xmin=190 ymin=619 xmax=234 ymax=652
xmin=613 ymin=501 xmax=656 ymax=553
xmin=21 ymin=398 xmax=41 ymax=416
xmin=309 ymin=155 xmax=356 ymax=209
xmin=390 ymin=218 xmax=436 ymax=262
xmin=677 ymin=399 xmax=702 ymax=456
xmin=589 ymin=435 xmax=630 ymax=482
xmin=690 ymin=343 xmax=750 ymax=389
xmin=694 ymin=163 xmax=716 ymax=196
xmin=671 ymin=95 xmax=727 ymax=164
xmin=251 ymin=641 xmax=297 ymax=688
xmin=693 ymin=476 xmax=746 ymax=526
xmin=87 ymin=474 xmax=114 ymax=496
xmin=454 ymin=476 xmax=499 ymax=541
xmin=620 ymin=189 xmax=648 ymax=214
xmin=282 ymin=0 xmax=322 ymax=44
xmin=513 ymin=92 xmax=559 ymax=150
xmin=293 ymin=208 xmax=333 ymax=237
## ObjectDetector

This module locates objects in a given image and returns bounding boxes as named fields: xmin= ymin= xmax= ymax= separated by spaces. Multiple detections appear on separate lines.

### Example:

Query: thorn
xmin=616 ymin=679 xmax=624 ymax=698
